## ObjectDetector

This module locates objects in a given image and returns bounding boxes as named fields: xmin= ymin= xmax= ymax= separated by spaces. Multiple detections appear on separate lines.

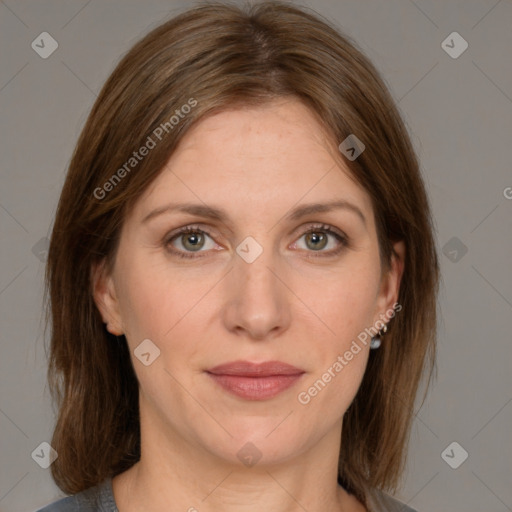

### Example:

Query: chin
xmin=199 ymin=421 xmax=309 ymax=467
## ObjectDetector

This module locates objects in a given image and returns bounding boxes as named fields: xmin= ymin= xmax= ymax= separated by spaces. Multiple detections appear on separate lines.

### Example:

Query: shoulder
xmin=366 ymin=487 xmax=418 ymax=512
xmin=35 ymin=479 xmax=117 ymax=512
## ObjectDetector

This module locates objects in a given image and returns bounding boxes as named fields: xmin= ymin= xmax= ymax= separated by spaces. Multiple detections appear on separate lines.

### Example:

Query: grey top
xmin=36 ymin=478 xmax=417 ymax=512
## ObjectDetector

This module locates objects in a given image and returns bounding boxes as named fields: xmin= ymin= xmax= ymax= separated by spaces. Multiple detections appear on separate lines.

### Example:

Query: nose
xmin=221 ymin=241 xmax=292 ymax=341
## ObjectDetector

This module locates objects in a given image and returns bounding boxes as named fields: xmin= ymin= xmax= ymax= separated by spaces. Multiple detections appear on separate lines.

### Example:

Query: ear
xmin=373 ymin=240 xmax=405 ymax=325
xmin=90 ymin=259 xmax=124 ymax=335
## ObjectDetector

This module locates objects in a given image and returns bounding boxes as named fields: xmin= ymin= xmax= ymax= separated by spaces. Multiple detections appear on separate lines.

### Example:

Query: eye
xmin=164 ymin=225 xmax=217 ymax=259
xmin=292 ymin=224 xmax=348 ymax=257
xmin=164 ymin=223 xmax=349 ymax=260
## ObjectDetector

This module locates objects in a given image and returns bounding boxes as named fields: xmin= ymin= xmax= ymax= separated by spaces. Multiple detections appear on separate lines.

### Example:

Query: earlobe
xmin=90 ymin=259 xmax=124 ymax=335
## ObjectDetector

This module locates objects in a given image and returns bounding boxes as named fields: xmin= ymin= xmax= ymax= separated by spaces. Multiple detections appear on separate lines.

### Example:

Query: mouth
xmin=206 ymin=360 xmax=305 ymax=401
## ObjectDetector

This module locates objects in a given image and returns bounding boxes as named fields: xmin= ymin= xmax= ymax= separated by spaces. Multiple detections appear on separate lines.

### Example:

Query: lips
xmin=207 ymin=360 xmax=304 ymax=377
xmin=206 ymin=360 xmax=305 ymax=400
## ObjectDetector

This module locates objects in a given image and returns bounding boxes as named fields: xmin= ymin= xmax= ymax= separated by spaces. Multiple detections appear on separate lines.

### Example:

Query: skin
xmin=92 ymin=98 xmax=405 ymax=512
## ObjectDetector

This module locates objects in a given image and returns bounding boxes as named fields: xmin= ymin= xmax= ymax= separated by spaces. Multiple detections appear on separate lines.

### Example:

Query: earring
xmin=370 ymin=323 xmax=388 ymax=350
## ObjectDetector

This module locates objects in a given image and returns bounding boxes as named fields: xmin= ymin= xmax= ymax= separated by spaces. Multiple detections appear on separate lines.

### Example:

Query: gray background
xmin=1 ymin=0 xmax=511 ymax=511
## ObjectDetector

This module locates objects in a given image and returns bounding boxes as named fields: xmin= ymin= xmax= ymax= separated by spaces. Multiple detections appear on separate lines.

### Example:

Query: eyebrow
xmin=141 ymin=199 xmax=367 ymax=228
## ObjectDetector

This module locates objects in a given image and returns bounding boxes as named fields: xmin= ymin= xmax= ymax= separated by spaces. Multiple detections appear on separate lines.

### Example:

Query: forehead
xmin=128 ymin=98 xmax=373 ymax=226
xmin=175 ymin=99 xmax=339 ymax=169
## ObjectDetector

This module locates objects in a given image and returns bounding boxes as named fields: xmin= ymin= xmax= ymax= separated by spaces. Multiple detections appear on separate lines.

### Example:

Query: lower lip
xmin=207 ymin=373 xmax=304 ymax=400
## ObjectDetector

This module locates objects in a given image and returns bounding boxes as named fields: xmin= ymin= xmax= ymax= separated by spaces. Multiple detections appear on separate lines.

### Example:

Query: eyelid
xmin=293 ymin=222 xmax=347 ymax=241
xmin=165 ymin=224 xmax=219 ymax=243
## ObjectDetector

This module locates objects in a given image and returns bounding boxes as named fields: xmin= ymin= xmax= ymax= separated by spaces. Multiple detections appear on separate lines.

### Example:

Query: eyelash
xmin=163 ymin=223 xmax=349 ymax=260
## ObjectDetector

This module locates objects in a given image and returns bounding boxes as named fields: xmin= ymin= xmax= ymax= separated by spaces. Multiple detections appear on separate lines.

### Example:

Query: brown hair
xmin=44 ymin=1 xmax=439 ymax=507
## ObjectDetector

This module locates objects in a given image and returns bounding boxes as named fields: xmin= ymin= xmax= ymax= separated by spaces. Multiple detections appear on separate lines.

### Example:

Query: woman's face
xmin=93 ymin=98 xmax=404 ymax=468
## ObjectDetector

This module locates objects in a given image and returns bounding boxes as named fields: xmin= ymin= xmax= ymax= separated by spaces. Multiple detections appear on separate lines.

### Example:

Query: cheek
xmin=291 ymin=258 xmax=378 ymax=408
xmin=114 ymin=255 xmax=214 ymax=355
xmin=294 ymin=270 xmax=375 ymax=420
xmin=296 ymin=259 xmax=380 ymax=347
xmin=113 ymin=253 xmax=170 ymax=342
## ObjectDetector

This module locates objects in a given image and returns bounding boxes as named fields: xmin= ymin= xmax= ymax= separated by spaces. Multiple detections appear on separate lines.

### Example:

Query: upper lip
xmin=206 ymin=360 xmax=305 ymax=377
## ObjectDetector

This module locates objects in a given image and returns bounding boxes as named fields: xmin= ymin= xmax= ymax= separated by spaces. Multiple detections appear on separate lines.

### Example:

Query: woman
xmin=39 ymin=2 xmax=439 ymax=511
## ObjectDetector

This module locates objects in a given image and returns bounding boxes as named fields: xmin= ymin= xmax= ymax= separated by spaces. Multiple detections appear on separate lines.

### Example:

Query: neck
xmin=112 ymin=401 xmax=365 ymax=511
